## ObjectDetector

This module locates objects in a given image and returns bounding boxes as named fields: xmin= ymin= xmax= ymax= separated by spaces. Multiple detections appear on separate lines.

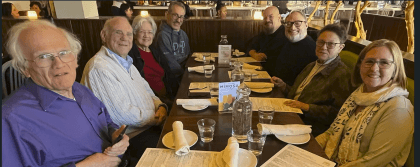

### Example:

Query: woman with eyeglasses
xmin=316 ymin=39 xmax=413 ymax=166
xmin=271 ymin=24 xmax=353 ymax=136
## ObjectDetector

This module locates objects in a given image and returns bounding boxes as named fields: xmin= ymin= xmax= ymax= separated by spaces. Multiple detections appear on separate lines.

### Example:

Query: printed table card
xmin=218 ymin=81 xmax=240 ymax=113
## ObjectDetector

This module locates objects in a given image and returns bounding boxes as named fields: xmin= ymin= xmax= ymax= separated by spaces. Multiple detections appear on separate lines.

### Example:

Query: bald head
xmin=263 ymin=6 xmax=281 ymax=34
xmin=101 ymin=17 xmax=133 ymax=58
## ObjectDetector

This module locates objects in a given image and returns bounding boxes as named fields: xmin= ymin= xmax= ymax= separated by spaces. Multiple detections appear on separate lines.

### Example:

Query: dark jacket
xmin=286 ymin=56 xmax=354 ymax=136
xmin=128 ymin=43 xmax=180 ymax=101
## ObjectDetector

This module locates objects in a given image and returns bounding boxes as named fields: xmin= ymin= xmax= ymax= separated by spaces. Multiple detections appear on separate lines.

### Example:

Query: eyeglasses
xmin=26 ymin=50 xmax=75 ymax=68
xmin=362 ymin=58 xmax=394 ymax=69
xmin=284 ymin=21 xmax=306 ymax=27
xmin=316 ymin=40 xmax=342 ymax=49
xmin=171 ymin=13 xmax=185 ymax=20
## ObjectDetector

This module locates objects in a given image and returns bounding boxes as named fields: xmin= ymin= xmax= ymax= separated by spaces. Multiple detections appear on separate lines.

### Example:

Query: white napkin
xmin=215 ymin=137 xmax=239 ymax=167
xmin=188 ymin=66 xmax=204 ymax=72
xmin=244 ymin=82 xmax=274 ymax=89
xmin=243 ymin=63 xmax=262 ymax=70
xmin=176 ymin=99 xmax=218 ymax=106
xmin=257 ymin=123 xmax=312 ymax=136
xmin=172 ymin=121 xmax=190 ymax=156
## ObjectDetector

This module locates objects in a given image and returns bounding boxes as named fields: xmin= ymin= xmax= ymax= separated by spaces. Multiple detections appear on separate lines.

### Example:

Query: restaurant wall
xmin=3 ymin=1 xmax=30 ymax=11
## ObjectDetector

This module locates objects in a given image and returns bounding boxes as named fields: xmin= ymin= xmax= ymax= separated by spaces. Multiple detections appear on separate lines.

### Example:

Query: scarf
xmin=320 ymin=81 xmax=408 ymax=165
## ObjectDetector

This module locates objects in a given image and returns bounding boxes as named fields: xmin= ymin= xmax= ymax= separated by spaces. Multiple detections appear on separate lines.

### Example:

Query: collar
xmin=161 ymin=21 xmax=180 ymax=34
xmin=105 ymin=47 xmax=133 ymax=72
xmin=319 ymin=55 xmax=342 ymax=76
xmin=25 ymin=78 xmax=81 ymax=111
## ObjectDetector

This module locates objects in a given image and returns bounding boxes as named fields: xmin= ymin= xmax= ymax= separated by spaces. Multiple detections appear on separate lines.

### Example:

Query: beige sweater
xmin=316 ymin=96 xmax=414 ymax=167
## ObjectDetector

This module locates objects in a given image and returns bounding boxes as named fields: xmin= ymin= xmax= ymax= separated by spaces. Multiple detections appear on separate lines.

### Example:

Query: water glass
xmin=203 ymin=65 xmax=214 ymax=78
xmin=258 ymin=106 xmax=275 ymax=124
xmin=244 ymin=72 xmax=252 ymax=82
xmin=209 ymin=83 xmax=219 ymax=98
xmin=197 ymin=118 xmax=216 ymax=143
xmin=229 ymin=59 xmax=237 ymax=70
xmin=203 ymin=54 xmax=211 ymax=65
xmin=247 ymin=129 xmax=266 ymax=156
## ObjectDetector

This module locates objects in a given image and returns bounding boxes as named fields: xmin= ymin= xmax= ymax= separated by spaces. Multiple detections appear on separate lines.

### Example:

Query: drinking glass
xmin=197 ymin=118 xmax=216 ymax=143
xmin=258 ymin=106 xmax=275 ymax=124
xmin=203 ymin=65 xmax=214 ymax=78
xmin=247 ymin=129 xmax=266 ymax=156
xmin=203 ymin=53 xmax=211 ymax=65
xmin=244 ymin=72 xmax=252 ymax=82
xmin=209 ymin=83 xmax=219 ymax=98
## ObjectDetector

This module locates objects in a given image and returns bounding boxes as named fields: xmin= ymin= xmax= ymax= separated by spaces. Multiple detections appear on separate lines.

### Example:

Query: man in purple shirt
xmin=2 ymin=20 xmax=129 ymax=166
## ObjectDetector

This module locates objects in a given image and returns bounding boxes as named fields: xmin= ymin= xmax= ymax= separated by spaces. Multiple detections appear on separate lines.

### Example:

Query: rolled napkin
xmin=243 ymin=63 xmax=262 ymax=70
xmin=215 ymin=137 xmax=239 ymax=167
xmin=244 ymin=82 xmax=274 ymax=89
xmin=176 ymin=99 xmax=218 ymax=106
xmin=192 ymin=53 xmax=203 ymax=58
xmin=172 ymin=121 xmax=190 ymax=156
xmin=188 ymin=66 xmax=204 ymax=72
xmin=257 ymin=123 xmax=312 ymax=136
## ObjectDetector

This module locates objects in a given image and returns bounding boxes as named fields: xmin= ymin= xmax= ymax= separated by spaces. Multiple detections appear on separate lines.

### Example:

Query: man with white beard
xmin=269 ymin=10 xmax=317 ymax=86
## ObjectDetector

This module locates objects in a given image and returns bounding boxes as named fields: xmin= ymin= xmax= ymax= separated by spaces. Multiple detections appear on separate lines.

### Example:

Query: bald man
xmin=248 ymin=6 xmax=286 ymax=61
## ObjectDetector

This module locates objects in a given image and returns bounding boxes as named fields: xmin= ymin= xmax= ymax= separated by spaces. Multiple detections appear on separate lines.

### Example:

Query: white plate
xmin=275 ymin=133 xmax=311 ymax=145
xmin=233 ymin=52 xmax=245 ymax=57
xmin=162 ymin=130 xmax=198 ymax=149
xmin=251 ymin=88 xmax=272 ymax=93
xmin=182 ymin=104 xmax=208 ymax=111
xmin=215 ymin=148 xmax=257 ymax=167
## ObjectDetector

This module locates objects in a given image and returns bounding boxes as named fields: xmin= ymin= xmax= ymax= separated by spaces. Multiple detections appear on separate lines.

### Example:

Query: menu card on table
xmin=249 ymin=97 xmax=303 ymax=114
xmin=136 ymin=148 xmax=218 ymax=167
xmin=218 ymin=81 xmax=240 ymax=113
xmin=218 ymin=45 xmax=231 ymax=65
xmin=189 ymin=82 xmax=219 ymax=93
xmin=261 ymin=144 xmax=336 ymax=167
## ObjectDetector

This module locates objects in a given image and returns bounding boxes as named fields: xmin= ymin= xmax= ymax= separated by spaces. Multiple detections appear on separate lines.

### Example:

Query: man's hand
xmin=249 ymin=50 xmax=267 ymax=61
xmin=106 ymin=125 xmax=130 ymax=156
xmin=271 ymin=76 xmax=287 ymax=92
xmin=154 ymin=106 xmax=167 ymax=125
xmin=75 ymin=153 xmax=121 ymax=167
xmin=284 ymin=100 xmax=310 ymax=111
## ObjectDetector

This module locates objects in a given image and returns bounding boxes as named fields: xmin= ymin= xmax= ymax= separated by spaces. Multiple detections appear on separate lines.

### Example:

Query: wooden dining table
xmin=156 ymin=54 xmax=329 ymax=166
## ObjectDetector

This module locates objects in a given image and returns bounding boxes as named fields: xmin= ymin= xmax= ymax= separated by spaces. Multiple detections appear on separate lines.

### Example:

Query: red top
xmin=139 ymin=48 xmax=165 ymax=92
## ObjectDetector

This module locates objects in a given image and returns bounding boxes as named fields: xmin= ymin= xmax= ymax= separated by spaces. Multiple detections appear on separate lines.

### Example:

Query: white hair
xmin=6 ymin=20 xmax=81 ymax=73
xmin=132 ymin=15 xmax=157 ymax=36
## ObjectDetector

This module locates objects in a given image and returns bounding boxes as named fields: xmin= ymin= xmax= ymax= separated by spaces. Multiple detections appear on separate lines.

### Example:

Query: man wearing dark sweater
xmin=267 ymin=10 xmax=317 ymax=86
xmin=248 ymin=6 xmax=286 ymax=61
xmin=155 ymin=1 xmax=190 ymax=79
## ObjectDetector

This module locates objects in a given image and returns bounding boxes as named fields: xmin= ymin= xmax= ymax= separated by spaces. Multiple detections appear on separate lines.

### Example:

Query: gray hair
xmin=286 ymin=10 xmax=307 ymax=21
xmin=168 ymin=1 xmax=185 ymax=14
xmin=132 ymin=15 xmax=157 ymax=36
xmin=6 ymin=20 xmax=81 ymax=73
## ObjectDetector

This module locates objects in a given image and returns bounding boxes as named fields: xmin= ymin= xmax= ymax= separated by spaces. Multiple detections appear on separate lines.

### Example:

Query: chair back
xmin=339 ymin=50 xmax=359 ymax=71
xmin=2 ymin=61 xmax=26 ymax=99
xmin=406 ymin=78 xmax=414 ymax=106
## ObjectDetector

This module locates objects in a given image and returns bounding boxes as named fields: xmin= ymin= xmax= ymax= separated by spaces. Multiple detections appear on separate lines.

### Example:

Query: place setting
xmin=176 ymin=98 xmax=218 ymax=111
xmin=244 ymin=82 xmax=274 ymax=93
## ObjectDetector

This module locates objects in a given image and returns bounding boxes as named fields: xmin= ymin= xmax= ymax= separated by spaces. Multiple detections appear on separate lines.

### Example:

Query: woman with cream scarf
xmin=316 ymin=39 xmax=414 ymax=166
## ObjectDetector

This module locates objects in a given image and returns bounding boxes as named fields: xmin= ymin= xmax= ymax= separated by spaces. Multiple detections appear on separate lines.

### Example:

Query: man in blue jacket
xmin=155 ymin=1 xmax=190 ymax=79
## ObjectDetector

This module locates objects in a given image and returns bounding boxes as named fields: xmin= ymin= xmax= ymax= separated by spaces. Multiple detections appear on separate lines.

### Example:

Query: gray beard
xmin=285 ymin=33 xmax=306 ymax=43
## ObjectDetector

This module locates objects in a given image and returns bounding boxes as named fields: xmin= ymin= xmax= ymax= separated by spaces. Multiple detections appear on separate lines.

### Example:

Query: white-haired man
xmin=268 ymin=10 xmax=317 ymax=86
xmin=2 ymin=20 xmax=129 ymax=167
xmin=155 ymin=1 xmax=190 ymax=78
xmin=81 ymin=17 xmax=167 ymax=161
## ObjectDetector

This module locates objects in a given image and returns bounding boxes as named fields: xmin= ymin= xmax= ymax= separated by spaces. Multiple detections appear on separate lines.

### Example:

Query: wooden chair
xmin=2 ymin=61 xmax=26 ymax=99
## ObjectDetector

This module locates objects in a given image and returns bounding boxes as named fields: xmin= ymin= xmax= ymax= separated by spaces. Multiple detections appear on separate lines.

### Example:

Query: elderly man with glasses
xmin=155 ymin=1 xmax=190 ymax=79
xmin=2 ymin=20 xmax=129 ymax=167
xmin=266 ymin=10 xmax=318 ymax=86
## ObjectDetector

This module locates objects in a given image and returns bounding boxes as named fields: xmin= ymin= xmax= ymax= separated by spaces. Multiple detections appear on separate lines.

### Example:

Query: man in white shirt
xmin=81 ymin=16 xmax=167 ymax=162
